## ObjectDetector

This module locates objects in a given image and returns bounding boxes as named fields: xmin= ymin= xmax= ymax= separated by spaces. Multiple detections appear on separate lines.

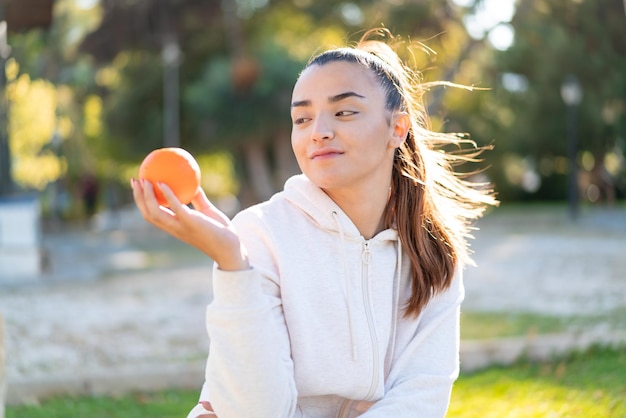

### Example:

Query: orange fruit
xmin=138 ymin=147 xmax=201 ymax=206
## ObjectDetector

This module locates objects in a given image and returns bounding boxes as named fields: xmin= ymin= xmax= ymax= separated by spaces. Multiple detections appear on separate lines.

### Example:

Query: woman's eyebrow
xmin=291 ymin=99 xmax=311 ymax=108
xmin=329 ymin=91 xmax=365 ymax=103
xmin=291 ymin=91 xmax=366 ymax=109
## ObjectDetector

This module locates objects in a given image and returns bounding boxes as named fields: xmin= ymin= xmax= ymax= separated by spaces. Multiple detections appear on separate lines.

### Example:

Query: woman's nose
xmin=311 ymin=115 xmax=334 ymax=141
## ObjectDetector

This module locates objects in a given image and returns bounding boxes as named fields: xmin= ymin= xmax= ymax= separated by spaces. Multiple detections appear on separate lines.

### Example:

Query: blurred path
xmin=1 ymin=205 xmax=625 ymax=404
xmin=2 ymin=208 xmax=214 ymax=404
xmin=464 ymin=206 xmax=626 ymax=315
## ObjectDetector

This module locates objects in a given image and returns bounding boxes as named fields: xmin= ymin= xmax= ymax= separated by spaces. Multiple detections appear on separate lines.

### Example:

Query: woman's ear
xmin=390 ymin=112 xmax=410 ymax=148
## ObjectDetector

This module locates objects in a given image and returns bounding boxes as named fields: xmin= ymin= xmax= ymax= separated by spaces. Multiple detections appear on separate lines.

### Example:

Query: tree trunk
xmin=273 ymin=130 xmax=300 ymax=188
xmin=243 ymin=141 xmax=275 ymax=204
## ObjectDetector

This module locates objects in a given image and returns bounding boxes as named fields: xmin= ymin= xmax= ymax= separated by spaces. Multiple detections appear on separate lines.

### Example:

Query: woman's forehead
xmin=292 ymin=61 xmax=382 ymax=99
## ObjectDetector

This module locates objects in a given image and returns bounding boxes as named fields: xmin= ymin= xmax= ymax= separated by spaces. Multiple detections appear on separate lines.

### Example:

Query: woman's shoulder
xmin=234 ymin=191 xmax=291 ymax=223
xmin=230 ymin=193 xmax=304 ymax=244
xmin=233 ymin=174 xmax=322 ymax=225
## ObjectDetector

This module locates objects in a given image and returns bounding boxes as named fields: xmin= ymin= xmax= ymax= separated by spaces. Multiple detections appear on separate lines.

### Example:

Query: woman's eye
xmin=336 ymin=110 xmax=357 ymax=117
xmin=293 ymin=117 xmax=310 ymax=125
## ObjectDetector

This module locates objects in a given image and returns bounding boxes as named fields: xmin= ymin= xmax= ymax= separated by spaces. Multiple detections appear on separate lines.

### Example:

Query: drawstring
xmin=332 ymin=210 xmax=359 ymax=361
xmin=389 ymin=240 xmax=402 ymax=371
xmin=384 ymin=239 xmax=402 ymax=379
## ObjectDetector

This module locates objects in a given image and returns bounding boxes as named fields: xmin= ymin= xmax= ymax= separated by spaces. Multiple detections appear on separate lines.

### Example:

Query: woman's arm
xmin=133 ymin=181 xmax=297 ymax=416
xmin=199 ymin=266 xmax=298 ymax=417
xmin=190 ymin=210 xmax=299 ymax=418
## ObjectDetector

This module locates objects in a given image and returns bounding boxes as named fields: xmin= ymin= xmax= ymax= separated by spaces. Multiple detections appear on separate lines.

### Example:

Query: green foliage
xmin=450 ymin=345 xmax=626 ymax=417
xmin=6 ymin=70 xmax=65 ymax=190
xmin=184 ymin=41 xmax=303 ymax=152
xmin=101 ymin=52 xmax=166 ymax=159
xmin=482 ymin=0 xmax=626 ymax=201
xmin=5 ymin=0 xmax=624 ymax=202
xmin=3 ymin=0 xmax=105 ymax=205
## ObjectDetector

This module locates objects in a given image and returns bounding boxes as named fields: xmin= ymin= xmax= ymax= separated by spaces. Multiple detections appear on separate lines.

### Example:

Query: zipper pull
xmin=362 ymin=241 xmax=371 ymax=264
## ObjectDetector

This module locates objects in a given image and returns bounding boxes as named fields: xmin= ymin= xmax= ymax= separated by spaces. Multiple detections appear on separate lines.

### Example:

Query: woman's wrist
xmin=216 ymin=255 xmax=250 ymax=271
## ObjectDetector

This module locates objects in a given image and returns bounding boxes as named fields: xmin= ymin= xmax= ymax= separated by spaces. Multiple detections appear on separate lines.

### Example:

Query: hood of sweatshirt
xmin=278 ymin=174 xmax=399 ymax=243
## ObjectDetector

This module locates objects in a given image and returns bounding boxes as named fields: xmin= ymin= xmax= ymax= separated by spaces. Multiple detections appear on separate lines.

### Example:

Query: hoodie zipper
xmin=361 ymin=241 xmax=380 ymax=401
xmin=337 ymin=242 xmax=381 ymax=418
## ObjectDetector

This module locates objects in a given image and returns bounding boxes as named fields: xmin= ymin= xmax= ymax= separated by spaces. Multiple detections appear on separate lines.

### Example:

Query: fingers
xmin=198 ymin=401 xmax=217 ymax=417
xmin=191 ymin=188 xmax=231 ymax=225
xmin=133 ymin=178 xmax=227 ymax=227
xmin=131 ymin=178 xmax=152 ymax=220
xmin=131 ymin=179 xmax=175 ymax=225
xmin=131 ymin=178 xmax=247 ymax=267
xmin=132 ymin=179 xmax=219 ymax=236
xmin=157 ymin=182 xmax=189 ymax=216
xmin=200 ymin=401 xmax=214 ymax=411
xmin=130 ymin=178 xmax=145 ymax=209
xmin=190 ymin=187 xmax=211 ymax=212
xmin=157 ymin=183 xmax=227 ymax=235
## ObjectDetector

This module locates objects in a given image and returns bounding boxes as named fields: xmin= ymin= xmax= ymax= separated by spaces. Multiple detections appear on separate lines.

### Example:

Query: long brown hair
xmin=306 ymin=29 xmax=498 ymax=317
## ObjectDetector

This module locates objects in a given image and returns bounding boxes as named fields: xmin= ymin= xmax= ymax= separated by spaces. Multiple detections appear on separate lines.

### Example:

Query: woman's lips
xmin=310 ymin=148 xmax=344 ymax=160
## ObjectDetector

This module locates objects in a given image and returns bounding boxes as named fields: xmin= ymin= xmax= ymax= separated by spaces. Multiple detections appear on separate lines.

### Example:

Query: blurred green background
xmin=1 ymin=2 xmax=625 ymax=415
xmin=0 ymin=0 xmax=624 ymax=218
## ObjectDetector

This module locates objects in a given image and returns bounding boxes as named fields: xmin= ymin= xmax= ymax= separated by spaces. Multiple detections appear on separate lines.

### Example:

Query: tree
xmin=182 ymin=0 xmax=485 ymax=204
xmin=0 ymin=0 xmax=55 ymax=195
xmin=74 ymin=0 xmax=508 ymax=205
xmin=5 ymin=66 xmax=63 ymax=191
xmin=484 ymin=0 xmax=626 ymax=201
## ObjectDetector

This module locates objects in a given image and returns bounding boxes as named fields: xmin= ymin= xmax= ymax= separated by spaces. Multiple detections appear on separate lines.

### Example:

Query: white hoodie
xmin=187 ymin=174 xmax=464 ymax=418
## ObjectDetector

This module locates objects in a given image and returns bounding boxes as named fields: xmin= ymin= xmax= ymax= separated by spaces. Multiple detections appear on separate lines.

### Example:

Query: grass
xmin=449 ymin=345 xmax=626 ymax=417
xmin=461 ymin=309 xmax=626 ymax=340
xmin=6 ymin=345 xmax=625 ymax=418
xmin=461 ymin=311 xmax=568 ymax=340
xmin=5 ymin=390 xmax=200 ymax=418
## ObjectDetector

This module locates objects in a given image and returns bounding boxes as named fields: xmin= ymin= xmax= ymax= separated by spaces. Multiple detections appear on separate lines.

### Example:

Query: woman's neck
xmin=324 ymin=183 xmax=390 ymax=240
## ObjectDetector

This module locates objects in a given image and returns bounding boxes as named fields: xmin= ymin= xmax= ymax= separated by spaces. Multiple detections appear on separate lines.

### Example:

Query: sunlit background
xmin=0 ymin=0 xmax=623 ymax=217
xmin=0 ymin=1 xmax=625 ymax=416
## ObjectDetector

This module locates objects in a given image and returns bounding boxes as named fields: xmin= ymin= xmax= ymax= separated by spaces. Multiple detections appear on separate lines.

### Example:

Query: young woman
xmin=131 ymin=29 xmax=497 ymax=418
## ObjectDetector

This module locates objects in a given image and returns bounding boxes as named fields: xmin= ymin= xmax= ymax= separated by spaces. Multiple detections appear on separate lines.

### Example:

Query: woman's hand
xmin=131 ymin=179 xmax=249 ymax=271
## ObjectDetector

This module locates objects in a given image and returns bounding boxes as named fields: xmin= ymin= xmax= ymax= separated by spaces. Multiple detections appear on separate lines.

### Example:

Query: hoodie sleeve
xmin=189 ymin=210 xmax=298 ymax=418
xmin=359 ymin=271 xmax=465 ymax=418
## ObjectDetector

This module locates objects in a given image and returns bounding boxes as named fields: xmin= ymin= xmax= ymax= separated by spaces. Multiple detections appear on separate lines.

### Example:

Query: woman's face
xmin=290 ymin=60 xmax=407 ymax=194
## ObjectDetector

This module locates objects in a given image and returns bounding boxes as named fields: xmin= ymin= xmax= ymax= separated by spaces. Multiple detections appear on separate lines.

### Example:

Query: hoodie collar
xmin=279 ymin=174 xmax=398 ymax=242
